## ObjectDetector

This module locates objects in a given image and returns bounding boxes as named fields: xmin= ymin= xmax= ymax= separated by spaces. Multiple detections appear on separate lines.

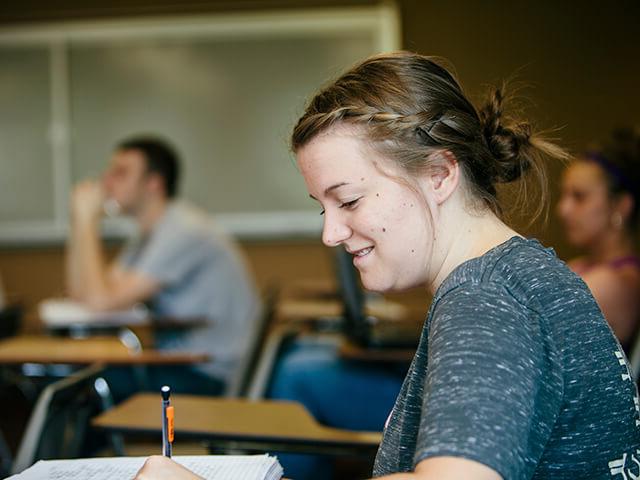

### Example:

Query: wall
xmin=0 ymin=0 xmax=638 ymax=320
xmin=400 ymin=0 xmax=640 ymax=256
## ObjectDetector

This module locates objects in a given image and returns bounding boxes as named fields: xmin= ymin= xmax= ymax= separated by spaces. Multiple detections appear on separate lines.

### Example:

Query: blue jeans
xmin=267 ymin=336 xmax=407 ymax=480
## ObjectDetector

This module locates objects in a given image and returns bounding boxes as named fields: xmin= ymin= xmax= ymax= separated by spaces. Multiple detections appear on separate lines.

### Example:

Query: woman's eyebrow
xmin=324 ymin=182 xmax=349 ymax=195
xmin=309 ymin=182 xmax=350 ymax=201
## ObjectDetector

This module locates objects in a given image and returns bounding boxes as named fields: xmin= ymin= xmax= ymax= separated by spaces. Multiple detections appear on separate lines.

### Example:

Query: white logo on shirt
xmin=609 ymin=451 xmax=640 ymax=479
xmin=617 ymin=351 xmax=633 ymax=382
xmin=609 ymin=348 xmax=640 ymax=477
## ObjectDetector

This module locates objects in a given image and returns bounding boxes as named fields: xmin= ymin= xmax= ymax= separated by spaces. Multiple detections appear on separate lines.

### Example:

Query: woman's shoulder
xmin=581 ymin=262 xmax=640 ymax=296
xmin=435 ymin=237 xmax=571 ymax=304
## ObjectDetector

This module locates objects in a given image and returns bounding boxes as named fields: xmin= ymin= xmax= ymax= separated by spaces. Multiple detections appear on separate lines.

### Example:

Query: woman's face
xmin=557 ymin=160 xmax=614 ymax=249
xmin=297 ymin=128 xmax=432 ymax=292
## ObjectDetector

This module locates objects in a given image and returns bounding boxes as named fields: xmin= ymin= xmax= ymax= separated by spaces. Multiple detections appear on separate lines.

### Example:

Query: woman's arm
xmin=376 ymin=456 xmax=501 ymax=480
xmin=581 ymin=267 xmax=640 ymax=345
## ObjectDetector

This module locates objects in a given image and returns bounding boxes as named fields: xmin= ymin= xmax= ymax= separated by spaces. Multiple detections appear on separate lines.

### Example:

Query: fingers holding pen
xmin=134 ymin=455 xmax=204 ymax=480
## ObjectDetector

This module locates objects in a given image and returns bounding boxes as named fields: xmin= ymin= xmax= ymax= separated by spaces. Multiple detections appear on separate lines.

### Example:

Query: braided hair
xmin=292 ymin=51 xmax=567 ymax=222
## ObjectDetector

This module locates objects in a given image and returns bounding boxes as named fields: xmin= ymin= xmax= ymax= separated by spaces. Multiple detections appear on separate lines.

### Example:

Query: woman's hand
xmin=134 ymin=455 xmax=204 ymax=480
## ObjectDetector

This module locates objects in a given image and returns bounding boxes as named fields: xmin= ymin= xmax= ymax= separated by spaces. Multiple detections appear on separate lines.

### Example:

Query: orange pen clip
xmin=167 ymin=405 xmax=175 ymax=443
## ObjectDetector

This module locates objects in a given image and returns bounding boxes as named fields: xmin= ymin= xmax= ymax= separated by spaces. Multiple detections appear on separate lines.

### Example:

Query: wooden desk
xmin=339 ymin=338 xmax=416 ymax=363
xmin=280 ymin=279 xmax=338 ymax=300
xmin=276 ymin=298 xmax=409 ymax=324
xmin=275 ymin=299 xmax=343 ymax=323
xmin=43 ymin=316 xmax=208 ymax=332
xmin=0 ymin=336 xmax=209 ymax=365
xmin=44 ymin=317 xmax=209 ymax=349
xmin=93 ymin=393 xmax=382 ymax=455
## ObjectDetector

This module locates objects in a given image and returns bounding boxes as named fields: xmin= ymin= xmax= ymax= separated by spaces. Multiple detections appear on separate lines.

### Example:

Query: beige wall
xmin=0 ymin=0 xmax=638 ymax=320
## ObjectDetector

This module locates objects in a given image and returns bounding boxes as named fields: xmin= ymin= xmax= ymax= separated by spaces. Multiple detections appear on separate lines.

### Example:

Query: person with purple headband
xmin=557 ymin=127 xmax=640 ymax=354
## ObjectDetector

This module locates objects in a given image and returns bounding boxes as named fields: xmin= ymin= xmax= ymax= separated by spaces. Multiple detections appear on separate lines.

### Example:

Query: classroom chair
xmin=11 ymin=364 xmax=123 ymax=474
xmin=0 ymin=303 xmax=22 ymax=339
xmin=243 ymin=321 xmax=309 ymax=401
xmin=226 ymin=286 xmax=279 ymax=398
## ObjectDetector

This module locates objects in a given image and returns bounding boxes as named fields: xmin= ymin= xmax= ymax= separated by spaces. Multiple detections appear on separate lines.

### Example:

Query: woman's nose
xmin=321 ymin=211 xmax=352 ymax=247
xmin=556 ymin=194 xmax=572 ymax=220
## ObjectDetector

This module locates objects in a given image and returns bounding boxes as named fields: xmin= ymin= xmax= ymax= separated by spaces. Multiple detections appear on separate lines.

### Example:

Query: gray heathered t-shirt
xmin=118 ymin=201 xmax=261 ymax=386
xmin=373 ymin=237 xmax=640 ymax=479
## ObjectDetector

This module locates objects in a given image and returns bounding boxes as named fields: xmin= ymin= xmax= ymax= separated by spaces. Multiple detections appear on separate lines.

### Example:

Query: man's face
xmin=102 ymin=149 xmax=150 ymax=215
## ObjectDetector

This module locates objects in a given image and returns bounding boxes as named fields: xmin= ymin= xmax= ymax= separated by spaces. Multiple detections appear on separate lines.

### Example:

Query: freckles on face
xmin=296 ymin=128 xmax=433 ymax=291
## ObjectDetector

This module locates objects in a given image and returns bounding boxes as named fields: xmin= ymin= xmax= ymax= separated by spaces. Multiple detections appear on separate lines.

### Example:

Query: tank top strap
xmin=608 ymin=255 xmax=640 ymax=270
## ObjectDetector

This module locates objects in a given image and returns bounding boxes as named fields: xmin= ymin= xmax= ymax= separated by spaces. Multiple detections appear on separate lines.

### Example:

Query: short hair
xmin=116 ymin=136 xmax=180 ymax=198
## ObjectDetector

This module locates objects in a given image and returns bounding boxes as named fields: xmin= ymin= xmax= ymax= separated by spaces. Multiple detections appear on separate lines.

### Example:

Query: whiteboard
xmin=0 ymin=4 xmax=401 ymax=243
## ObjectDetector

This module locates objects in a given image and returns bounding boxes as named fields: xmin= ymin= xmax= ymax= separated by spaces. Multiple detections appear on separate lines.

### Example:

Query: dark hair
xmin=292 ymin=51 xmax=567 ymax=222
xmin=585 ymin=127 xmax=640 ymax=227
xmin=117 ymin=136 xmax=180 ymax=198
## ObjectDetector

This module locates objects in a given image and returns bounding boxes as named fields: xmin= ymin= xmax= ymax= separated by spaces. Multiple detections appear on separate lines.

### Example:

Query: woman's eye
xmin=319 ymin=209 xmax=325 ymax=216
xmin=572 ymin=192 xmax=586 ymax=203
xmin=339 ymin=198 xmax=360 ymax=210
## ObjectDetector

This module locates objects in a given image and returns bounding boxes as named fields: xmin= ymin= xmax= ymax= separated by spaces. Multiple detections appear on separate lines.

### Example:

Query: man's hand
xmin=71 ymin=180 xmax=105 ymax=224
xmin=135 ymin=456 xmax=204 ymax=480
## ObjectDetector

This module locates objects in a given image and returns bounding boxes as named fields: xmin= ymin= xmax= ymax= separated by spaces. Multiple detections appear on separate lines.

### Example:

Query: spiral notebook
xmin=8 ymin=454 xmax=283 ymax=480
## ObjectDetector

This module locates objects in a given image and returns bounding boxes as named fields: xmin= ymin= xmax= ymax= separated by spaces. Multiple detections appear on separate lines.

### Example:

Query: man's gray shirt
xmin=373 ymin=237 xmax=640 ymax=479
xmin=118 ymin=201 xmax=261 ymax=386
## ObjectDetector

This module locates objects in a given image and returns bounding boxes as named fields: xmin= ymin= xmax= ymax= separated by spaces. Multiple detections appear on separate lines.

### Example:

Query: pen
xmin=161 ymin=385 xmax=174 ymax=457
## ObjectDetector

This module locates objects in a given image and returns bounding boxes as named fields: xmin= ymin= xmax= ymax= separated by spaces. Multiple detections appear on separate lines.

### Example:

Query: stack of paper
xmin=39 ymin=298 xmax=149 ymax=327
xmin=9 ymin=454 xmax=283 ymax=480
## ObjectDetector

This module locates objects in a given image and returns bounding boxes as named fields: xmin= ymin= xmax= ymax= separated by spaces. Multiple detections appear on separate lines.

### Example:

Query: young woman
xmin=135 ymin=52 xmax=639 ymax=479
xmin=557 ymin=128 xmax=640 ymax=354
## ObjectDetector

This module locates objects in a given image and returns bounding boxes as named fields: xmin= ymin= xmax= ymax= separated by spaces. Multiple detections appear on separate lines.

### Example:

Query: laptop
xmin=334 ymin=247 xmax=421 ymax=349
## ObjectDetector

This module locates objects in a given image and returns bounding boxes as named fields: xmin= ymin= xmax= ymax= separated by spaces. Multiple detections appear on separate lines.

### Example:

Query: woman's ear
xmin=616 ymin=192 xmax=634 ymax=223
xmin=145 ymin=172 xmax=166 ymax=197
xmin=421 ymin=150 xmax=460 ymax=205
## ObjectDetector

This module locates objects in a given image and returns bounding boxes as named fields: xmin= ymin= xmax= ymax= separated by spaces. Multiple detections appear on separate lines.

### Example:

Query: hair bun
xmin=479 ymin=87 xmax=534 ymax=184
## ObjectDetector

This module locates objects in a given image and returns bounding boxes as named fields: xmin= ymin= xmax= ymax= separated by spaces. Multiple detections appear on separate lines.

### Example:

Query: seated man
xmin=66 ymin=136 xmax=261 ymax=396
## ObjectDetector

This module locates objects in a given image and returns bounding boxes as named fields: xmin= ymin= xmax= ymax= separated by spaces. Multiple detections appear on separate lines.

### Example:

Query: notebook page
xmin=9 ymin=455 xmax=282 ymax=480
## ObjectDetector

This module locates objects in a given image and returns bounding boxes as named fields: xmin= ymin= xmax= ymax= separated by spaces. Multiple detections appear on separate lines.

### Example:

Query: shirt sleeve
xmin=415 ymin=281 xmax=564 ymax=479
xmin=125 ymin=223 xmax=213 ymax=286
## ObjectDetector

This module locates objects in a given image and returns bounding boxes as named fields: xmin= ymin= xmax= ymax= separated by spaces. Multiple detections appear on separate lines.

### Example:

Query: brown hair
xmin=292 ymin=51 xmax=567 ymax=222
xmin=583 ymin=127 xmax=640 ymax=228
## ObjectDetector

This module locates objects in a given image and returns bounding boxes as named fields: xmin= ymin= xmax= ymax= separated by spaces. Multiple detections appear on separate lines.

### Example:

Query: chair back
xmin=245 ymin=322 xmax=304 ymax=400
xmin=11 ymin=364 xmax=108 ymax=474
xmin=226 ymin=286 xmax=279 ymax=397
xmin=0 ymin=304 xmax=22 ymax=339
